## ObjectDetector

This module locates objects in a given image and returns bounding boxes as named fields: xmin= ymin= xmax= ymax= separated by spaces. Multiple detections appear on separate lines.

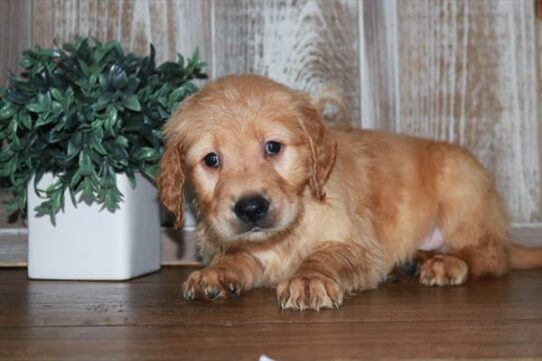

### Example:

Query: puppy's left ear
xmin=298 ymin=102 xmax=337 ymax=200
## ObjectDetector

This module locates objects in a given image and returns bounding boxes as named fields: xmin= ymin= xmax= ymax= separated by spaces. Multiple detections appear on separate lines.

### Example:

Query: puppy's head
xmin=158 ymin=75 xmax=336 ymax=242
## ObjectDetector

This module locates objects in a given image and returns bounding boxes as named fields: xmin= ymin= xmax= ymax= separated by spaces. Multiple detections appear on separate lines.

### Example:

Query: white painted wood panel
xmin=33 ymin=0 xmax=212 ymax=65
xmin=391 ymin=0 xmax=541 ymax=223
xmin=30 ymin=0 xmax=541 ymax=223
xmin=212 ymin=0 xmax=360 ymax=126
xmin=359 ymin=0 xmax=400 ymax=131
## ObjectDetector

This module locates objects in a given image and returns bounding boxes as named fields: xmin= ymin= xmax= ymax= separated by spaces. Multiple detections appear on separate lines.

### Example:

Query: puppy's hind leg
xmin=418 ymin=232 xmax=510 ymax=287
xmin=420 ymin=146 xmax=511 ymax=287
xmin=418 ymin=253 xmax=469 ymax=286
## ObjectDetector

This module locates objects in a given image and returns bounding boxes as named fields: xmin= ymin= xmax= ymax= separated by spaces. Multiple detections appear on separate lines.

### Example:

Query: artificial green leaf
xmin=123 ymin=94 xmax=141 ymax=111
xmin=125 ymin=168 xmax=136 ymax=188
xmin=78 ymin=58 xmax=91 ymax=75
xmin=67 ymin=132 xmax=83 ymax=159
xmin=25 ymin=102 xmax=43 ymax=113
xmin=50 ymin=88 xmax=64 ymax=102
xmin=111 ymin=69 xmax=128 ymax=89
xmin=89 ymin=136 xmax=107 ymax=155
xmin=0 ymin=36 xmax=206 ymax=222
xmin=0 ymin=149 xmax=14 ymax=162
xmin=38 ymin=92 xmax=52 ymax=109
xmin=141 ymin=163 xmax=158 ymax=181
xmin=134 ymin=147 xmax=160 ymax=162
xmin=167 ymin=87 xmax=186 ymax=103
xmin=115 ymin=135 xmax=129 ymax=147
xmin=19 ymin=111 xmax=33 ymax=129
xmin=78 ymin=151 xmax=94 ymax=176
xmin=0 ymin=103 xmax=14 ymax=120
xmin=35 ymin=114 xmax=55 ymax=127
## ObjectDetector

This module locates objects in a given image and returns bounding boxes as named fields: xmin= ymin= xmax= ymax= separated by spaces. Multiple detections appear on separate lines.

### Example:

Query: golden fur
xmin=158 ymin=74 xmax=542 ymax=310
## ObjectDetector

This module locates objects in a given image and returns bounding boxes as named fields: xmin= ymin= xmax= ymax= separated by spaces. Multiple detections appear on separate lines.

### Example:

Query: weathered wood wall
xmin=26 ymin=0 xmax=542 ymax=224
xmin=361 ymin=0 xmax=541 ymax=224
xmin=0 ymin=0 xmax=31 ymax=88
xmin=1 ymin=0 xmax=540 ymax=265
xmin=397 ymin=0 xmax=540 ymax=223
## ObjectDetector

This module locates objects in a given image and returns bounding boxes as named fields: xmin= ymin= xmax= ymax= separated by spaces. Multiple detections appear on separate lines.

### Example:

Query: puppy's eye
xmin=203 ymin=152 xmax=220 ymax=168
xmin=265 ymin=141 xmax=282 ymax=156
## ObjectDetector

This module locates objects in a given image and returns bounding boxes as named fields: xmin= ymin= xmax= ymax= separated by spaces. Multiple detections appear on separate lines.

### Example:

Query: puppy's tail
xmin=507 ymin=243 xmax=542 ymax=269
xmin=312 ymin=86 xmax=351 ymax=129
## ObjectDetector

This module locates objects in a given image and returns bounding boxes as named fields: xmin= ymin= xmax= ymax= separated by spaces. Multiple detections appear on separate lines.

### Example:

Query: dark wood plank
xmin=0 ymin=267 xmax=541 ymax=360
xmin=1 ymin=320 xmax=540 ymax=361
xmin=0 ymin=234 xmax=26 ymax=267
xmin=0 ymin=268 xmax=541 ymax=328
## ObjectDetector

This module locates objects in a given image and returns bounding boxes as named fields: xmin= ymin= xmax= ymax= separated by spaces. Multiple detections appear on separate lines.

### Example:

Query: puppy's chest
xmin=301 ymin=197 xmax=360 ymax=243
xmin=253 ymin=244 xmax=306 ymax=284
xmin=253 ymin=204 xmax=357 ymax=284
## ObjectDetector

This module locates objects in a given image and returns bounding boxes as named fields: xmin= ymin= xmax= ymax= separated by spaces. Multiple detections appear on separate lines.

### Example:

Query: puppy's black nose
xmin=234 ymin=195 xmax=270 ymax=224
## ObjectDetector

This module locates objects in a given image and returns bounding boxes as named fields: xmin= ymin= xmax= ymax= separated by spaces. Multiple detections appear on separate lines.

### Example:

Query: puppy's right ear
xmin=157 ymin=142 xmax=185 ymax=229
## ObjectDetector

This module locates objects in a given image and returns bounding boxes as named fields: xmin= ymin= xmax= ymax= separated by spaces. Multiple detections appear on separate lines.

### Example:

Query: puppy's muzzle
xmin=234 ymin=195 xmax=270 ymax=224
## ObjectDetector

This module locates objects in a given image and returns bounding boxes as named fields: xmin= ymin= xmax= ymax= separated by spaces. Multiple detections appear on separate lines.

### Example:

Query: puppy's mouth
xmin=236 ymin=222 xmax=275 ymax=236
xmin=227 ymin=213 xmax=283 ymax=239
xmin=212 ymin=200 xmax=300 ymax=242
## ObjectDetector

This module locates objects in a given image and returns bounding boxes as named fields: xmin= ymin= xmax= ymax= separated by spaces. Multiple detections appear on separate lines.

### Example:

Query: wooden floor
xmin=0 ymin=267 xmax=541 ymax=360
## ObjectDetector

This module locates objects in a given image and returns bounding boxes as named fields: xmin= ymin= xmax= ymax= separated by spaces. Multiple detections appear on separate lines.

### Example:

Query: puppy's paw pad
xmin=419 ymin=255 xmax=468 ymax=287
xmin=183 ymin=268 xmax=243 ymax=301
xmin=277 ymin=274 xmax=343 ymax=311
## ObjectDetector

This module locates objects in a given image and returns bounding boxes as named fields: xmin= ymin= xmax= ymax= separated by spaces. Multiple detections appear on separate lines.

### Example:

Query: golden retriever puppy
xmin=158 ymin=74 xmax=542 ymax=310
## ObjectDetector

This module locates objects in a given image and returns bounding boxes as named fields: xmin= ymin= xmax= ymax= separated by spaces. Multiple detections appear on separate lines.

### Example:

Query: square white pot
xmin=27 ymin=173 xmax=161 ymax=280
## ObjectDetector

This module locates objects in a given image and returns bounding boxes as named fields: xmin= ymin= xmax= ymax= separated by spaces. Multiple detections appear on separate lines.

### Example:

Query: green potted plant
xmin=0 ymin=37 xmax=205 ymax=279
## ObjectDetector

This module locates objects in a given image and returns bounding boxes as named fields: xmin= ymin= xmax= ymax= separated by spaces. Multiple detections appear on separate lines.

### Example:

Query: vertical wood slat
xmin=0 ymin=0 xmax=31 ymax=87
xmin=359 ymin=0 xmax=400 ymax=130
xmin=362 ymin=0 xmax=541 ymax=223
xmin=32 ymin=0 xmax=212 ymax=66
xmin=398 ymin=0 xmax=542 ymax=222
xmin=212 ymin=0 xmax=360 ymax=126
xmin=538 ymin=7 xmax=542 ymax=202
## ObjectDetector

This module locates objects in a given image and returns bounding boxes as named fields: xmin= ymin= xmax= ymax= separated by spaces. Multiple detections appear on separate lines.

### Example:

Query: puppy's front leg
xmin=278 ymin=242 xmax=381 ymax=311
xmin=183 ymin=249 xmax=263 ymax=301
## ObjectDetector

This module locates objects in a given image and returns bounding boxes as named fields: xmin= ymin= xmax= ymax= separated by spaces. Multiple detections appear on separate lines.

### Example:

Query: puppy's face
xmin=158 ymin=75 xmax=336 ymax=242
xmin=185 ymin=114 xmax=307 ymax=241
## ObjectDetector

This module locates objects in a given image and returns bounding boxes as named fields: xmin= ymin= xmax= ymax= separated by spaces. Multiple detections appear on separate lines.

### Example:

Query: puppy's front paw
xmin=277 ymin=274 xmax=344 ymax=311
xmin=419 ymin=254 xmax=468 ymax=287
xmin=183 ymin=267 xmax=243 ymax=301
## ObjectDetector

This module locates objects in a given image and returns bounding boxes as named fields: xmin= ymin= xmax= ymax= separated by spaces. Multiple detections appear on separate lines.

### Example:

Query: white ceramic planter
xmin=27 ymin=173 xmax=161 ymax=280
